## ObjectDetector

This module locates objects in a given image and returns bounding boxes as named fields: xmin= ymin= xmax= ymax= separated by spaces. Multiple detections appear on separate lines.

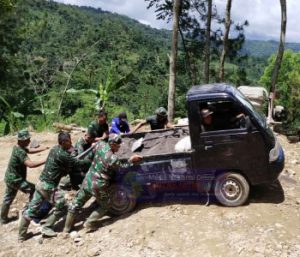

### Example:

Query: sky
xmin=55 ymin=0 xmax=300 ymax=43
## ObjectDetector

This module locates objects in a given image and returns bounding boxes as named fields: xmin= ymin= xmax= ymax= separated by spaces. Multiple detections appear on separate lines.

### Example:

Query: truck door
xmin=190 ymin=99 xmax=268 ymax=178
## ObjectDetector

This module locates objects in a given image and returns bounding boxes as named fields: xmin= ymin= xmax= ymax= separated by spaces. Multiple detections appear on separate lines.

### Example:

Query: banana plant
xmin=0 ymin=96 xmax=24 ymax=135
xmin=67 ymin=63 xmax=133 ymax=111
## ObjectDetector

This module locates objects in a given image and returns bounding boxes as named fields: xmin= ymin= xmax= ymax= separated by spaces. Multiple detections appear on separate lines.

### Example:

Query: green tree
xmin=260 ymin=50 xmax=300 ymax=125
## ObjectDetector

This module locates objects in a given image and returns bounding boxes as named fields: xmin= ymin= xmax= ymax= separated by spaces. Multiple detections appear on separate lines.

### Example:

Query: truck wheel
xmin=214 ymin=172 xmax=249 ymax=207
xmin=108 ymin=185 xmax=137 ymax=216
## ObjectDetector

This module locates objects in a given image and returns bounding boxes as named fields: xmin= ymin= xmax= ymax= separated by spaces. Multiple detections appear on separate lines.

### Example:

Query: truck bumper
xmin=268 ymin=144 xmax=285 ymax=182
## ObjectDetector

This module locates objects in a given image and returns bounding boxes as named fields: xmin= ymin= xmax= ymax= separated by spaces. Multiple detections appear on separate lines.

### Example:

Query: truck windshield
xmin=235 ymin=90 xmax=266 ymax=128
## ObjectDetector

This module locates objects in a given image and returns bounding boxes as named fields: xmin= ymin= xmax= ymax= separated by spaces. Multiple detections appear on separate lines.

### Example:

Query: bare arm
xmin=95 ymin=130 xmax=109 ymax=142
xmin=129 ymin=155 xmax=143 ymax=163
xmin=113 ymin=154 xmax=143 ymax=169
xmin=166 ymin=122 xmax=174 ymax=129
xmin=132 ymin=121 xmax=147 ymax=133
xmin=230 ymin=113 xmax=245 ymax=122
xmin=236 ymin=113 xmax=245 ymax=119
xmin=28 ymin=146 xmax=49 ymax=154
xmin=24 ymin=159 xmax=46 ymax=168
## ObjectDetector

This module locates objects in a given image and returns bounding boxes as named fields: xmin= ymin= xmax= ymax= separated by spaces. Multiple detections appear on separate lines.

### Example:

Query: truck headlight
xmin=269 ymin=140 xmax=280 ymax=162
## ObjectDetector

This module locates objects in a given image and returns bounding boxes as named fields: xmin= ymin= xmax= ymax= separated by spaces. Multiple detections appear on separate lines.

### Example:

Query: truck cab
xmin=187 ymin=83 xmax=284 ymax=206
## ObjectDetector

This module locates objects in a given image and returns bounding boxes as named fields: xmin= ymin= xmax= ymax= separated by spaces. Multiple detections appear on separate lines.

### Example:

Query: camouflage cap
xmin=155 ymin=107 xmax=167 ymax=117
xmin=108 ymin=134 xmax=122 ymax=144
xmin=17 ymin=129 xmax=31 ymax=141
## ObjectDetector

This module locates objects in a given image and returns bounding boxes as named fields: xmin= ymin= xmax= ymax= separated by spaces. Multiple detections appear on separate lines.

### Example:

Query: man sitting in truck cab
xmin=200 ymin=109 xmax=214 ymax=132
xmin=200 ymin=101 xmax=246 ymax=132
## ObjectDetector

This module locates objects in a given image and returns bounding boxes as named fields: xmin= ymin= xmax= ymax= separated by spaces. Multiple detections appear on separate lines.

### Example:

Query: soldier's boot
xmin=41 ymin=213 xmax=58 ymax=237
xmin=18 ymin=216 xmax=30 ymax=241
xmin=84 ymin=208 xmax=106 ymax=233
xmin=0 ymin=204 xmax=10 ymax=224
xmin=63 ymin=212 xmax=75 ymax=233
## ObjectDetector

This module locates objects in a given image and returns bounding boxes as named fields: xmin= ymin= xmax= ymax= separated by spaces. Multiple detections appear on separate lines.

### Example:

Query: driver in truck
xmin=200 ymin=109 xmax=214 ymax=132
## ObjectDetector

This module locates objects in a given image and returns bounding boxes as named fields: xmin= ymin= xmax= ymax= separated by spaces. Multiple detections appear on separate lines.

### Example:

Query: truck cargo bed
xmin=118 ymin=126 xmax=190 ymax=159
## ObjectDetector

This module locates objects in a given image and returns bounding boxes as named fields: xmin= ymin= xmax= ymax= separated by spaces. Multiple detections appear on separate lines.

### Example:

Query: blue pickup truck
xmin=109 ymin=83 xmax=285 ymax=215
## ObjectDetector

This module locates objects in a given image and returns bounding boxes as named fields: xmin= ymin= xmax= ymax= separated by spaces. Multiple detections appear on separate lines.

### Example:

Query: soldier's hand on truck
xmin=130 ymin=155 xmax=143 ymax=163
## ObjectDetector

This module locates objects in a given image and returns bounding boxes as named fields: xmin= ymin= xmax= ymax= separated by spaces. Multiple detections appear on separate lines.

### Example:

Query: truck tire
xmin=108 ymin=185 xmax=137 ymax=216
xmin=214 ymin=172 xmax=249 ymax=207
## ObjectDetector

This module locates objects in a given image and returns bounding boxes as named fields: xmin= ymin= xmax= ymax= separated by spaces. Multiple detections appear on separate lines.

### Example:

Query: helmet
xmin=108 ymin=134 xmax=122 ymax=144
xmin=155 ymin=107 xmax=167 ymax=117
xmin=17 ymin=129 xmax=31 ymax=141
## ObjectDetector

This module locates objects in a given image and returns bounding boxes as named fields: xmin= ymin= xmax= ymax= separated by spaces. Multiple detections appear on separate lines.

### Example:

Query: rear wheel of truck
xmin=108 ymin=185 xmax=137 ymax=216
xmin=214 ymin=172 xmax=250 ymax=207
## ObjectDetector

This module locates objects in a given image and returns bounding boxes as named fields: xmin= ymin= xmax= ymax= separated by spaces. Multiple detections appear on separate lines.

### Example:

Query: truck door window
xmin=199 ymin=100 xmax=246 ymax=132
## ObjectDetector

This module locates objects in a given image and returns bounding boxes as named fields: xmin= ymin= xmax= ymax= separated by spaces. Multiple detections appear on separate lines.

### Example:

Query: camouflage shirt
xmin=4 ymin=146 xmax=29 ymax=185
xmin=39 ymin=145 xmax=90 ymax=187
xmin=84 ymin=142 xmax=131 ymax=189
xmin=74 ymin=137 xmax=91 ymax=155
xmin=72 ymin=137 xmax=94 ymax=162
xmin=87 ymin=120 xmax=109 ymax=138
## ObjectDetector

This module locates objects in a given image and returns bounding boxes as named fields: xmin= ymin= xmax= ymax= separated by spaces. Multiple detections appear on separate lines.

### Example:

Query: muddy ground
xmin=0 ymin=131 xmax=299 ymax=257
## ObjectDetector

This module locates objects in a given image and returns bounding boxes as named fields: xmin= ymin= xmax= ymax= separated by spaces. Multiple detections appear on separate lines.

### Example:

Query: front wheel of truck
xmin=214 ymin=172 xmax=250 ymax=207
xmin=108 ymin=185 xmax=137 ymax=216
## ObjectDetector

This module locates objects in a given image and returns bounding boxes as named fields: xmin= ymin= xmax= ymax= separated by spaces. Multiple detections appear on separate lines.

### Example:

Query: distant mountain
xmin=241 ymin=40 xmax=300 ymax=57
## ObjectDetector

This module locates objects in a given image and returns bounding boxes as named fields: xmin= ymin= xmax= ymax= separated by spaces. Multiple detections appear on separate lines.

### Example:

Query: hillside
xmin=241 ymin=40 xmax=300 ymax=57
xmin=1 ymin=0 xmax=175 ymax=130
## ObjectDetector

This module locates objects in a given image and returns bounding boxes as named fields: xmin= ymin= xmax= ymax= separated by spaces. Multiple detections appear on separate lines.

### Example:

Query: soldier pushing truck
xmin=0 ymin=130 xmax=48 ymax=224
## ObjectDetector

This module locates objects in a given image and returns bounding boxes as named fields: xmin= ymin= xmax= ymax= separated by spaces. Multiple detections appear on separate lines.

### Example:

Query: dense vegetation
xmin=260 ymin=50 xmax=300 ymax=128
xmin=0 ymin=0 xmax=299 ymax=134
xmin=0 ymin=0 xmax=174 ymax=132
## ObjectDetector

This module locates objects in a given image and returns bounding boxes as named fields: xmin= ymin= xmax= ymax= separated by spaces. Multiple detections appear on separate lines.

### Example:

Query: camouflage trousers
xmin=68 ymin=178 xmax=110 ymax=215
xmin=59 ymin=170 xmax=86 ymax=190
xmin=24 ymin=180 xmax=66 ymax=220
xmin=2 ymin=180 xmax=35 ymax=206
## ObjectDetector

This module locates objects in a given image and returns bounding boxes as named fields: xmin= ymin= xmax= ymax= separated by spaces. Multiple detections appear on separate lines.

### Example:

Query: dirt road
xmin=0 ymin=132 xmax=299 ymax=257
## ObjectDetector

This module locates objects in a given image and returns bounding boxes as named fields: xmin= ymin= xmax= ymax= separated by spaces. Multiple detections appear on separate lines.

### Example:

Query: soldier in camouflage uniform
xmin=0 ymin=130 xmax=48 ymax=224
xmin=70 ymin=132 xmax=96 ymax=188
xmin=18 ymin=132 xmax=91 ymax=241
xmin=87 ymin=110 xmax=109 ymax=142
xmin=60 ymin=132 xmax=96 ymax=190
xmin=74 ymin=132 xmax=96 ymax=155
xmin=63 ymin=135 xmax=142 ymax=233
